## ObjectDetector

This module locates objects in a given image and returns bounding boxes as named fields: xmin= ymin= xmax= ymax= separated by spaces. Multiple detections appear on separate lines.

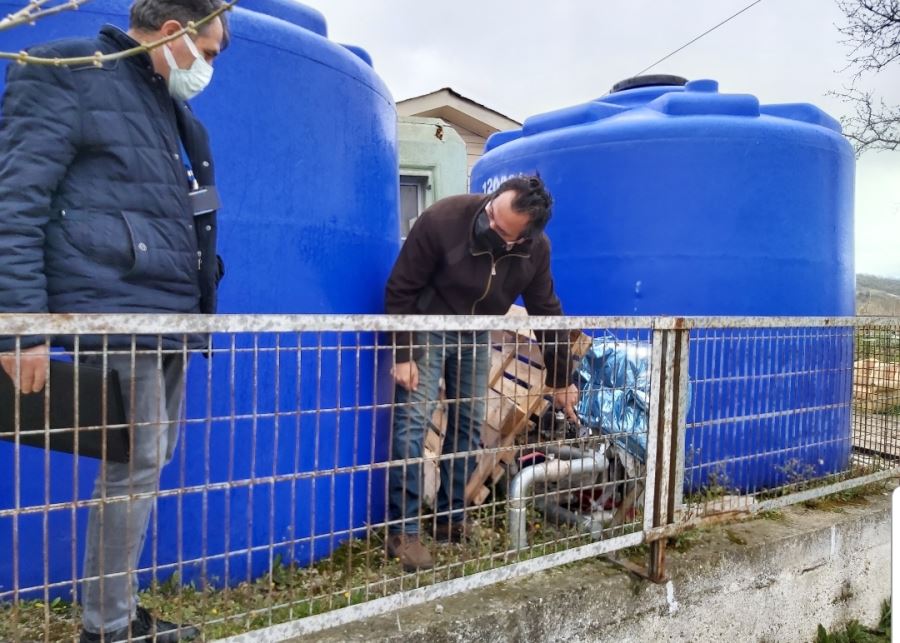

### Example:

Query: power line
xmin=633 ymin=0 xmax=765 ymax=77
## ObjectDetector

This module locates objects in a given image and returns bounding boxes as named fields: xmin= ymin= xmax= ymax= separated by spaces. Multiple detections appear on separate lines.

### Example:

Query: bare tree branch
xmin=834 ymin=0 xmax=900 ymax=155
xmin=0 ymin=0 xmax=56 ymax=31
xmin=0 ymin=0 xmax=89 ymax=32
xmin=830 ymin=87 xmax=900 ymax=154
xmin=0 ymin=0 xmax=237 ymax=66
xmin=836 ymin=0 xmax=900 ymax=77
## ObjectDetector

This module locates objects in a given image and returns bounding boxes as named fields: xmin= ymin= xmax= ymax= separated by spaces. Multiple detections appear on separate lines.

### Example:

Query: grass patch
xmin=0 ymin=500 xmax=628 ymax=641
xmin=754 ymin=462 xmax=894 ymax=504
xmin=0 ymin=597 xmax=81 ymax=643
xmin=621 ymin=542 xmax=650 ymax=564
xmin=802 ymin=481 xmax=889 ymax=512
xmin=816 ymin=599 xmax=890 ymax=642
xmin=755 ymin=509 xmax=786 ymax=522
xmin=670 ymin=528 xmax=703 ymax=553
xmin=683 ymin=465 xmax=737 ymax=509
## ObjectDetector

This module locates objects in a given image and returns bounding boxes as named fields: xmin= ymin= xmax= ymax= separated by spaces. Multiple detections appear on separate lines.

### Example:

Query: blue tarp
xmin=575 ymin=336 xmax=653 ymax=461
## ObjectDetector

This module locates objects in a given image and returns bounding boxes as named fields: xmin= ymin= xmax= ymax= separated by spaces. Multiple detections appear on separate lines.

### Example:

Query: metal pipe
xmin=508 ymin=451 xmax=606 ymax=551
xmin=540 ymin=444 xmax=594 ymax=460
xmin=533 ymin=497 xmax=607 ymax=540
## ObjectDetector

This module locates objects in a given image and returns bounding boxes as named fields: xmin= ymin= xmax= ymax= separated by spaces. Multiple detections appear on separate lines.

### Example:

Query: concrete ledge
xmin=299 ymin=489 xmax=893 ymax=642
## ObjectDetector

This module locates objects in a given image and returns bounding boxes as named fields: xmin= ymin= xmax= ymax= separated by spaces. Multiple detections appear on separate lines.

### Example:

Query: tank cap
xmin=341 ymin=44 xmax=373 ymax=67
xmin=610 ymin=74 xmax=688 ymax=94
xmin=685 ymin=79 xmax=719 ymax=93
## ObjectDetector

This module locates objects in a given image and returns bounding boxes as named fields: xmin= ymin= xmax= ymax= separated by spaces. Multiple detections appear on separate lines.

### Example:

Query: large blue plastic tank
xmin=471 ymin=77 xmax=855 ymax=493
xmin=0 ymin=0 xmax=398 ymax=600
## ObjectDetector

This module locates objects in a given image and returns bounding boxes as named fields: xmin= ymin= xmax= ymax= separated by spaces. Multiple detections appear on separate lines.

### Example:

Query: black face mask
xmin=474 ymin=208 xmax=513 ymax=252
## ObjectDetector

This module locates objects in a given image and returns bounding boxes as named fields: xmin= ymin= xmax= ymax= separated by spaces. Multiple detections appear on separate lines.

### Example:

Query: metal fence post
xmin=646 ymin=322 xmax=690 ymax=582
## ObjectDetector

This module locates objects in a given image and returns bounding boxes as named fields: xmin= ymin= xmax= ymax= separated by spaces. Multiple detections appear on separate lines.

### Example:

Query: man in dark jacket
xmin=384 ymin=176 xmax=579 ymax=571
xmin=0 ymin=0 xmax=227 ymax=640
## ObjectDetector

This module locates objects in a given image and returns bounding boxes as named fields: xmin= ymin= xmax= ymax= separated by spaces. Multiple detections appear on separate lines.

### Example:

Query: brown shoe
xmin=434 ymin=520 xmax=473 ymax=544
xmin=385 ymin=533 xmax=434 ymax=572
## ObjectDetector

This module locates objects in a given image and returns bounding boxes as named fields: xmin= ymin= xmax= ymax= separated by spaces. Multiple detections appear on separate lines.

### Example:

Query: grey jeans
xmin=81 ymin=353 xmax=185 ymax=634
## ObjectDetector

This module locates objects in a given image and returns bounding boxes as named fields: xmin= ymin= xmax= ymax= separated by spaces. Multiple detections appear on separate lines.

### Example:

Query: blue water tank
xmin=472 ymin=78 xmax=855 ymax=492
xmin=0 ymin=0 xmax=399 ymax=599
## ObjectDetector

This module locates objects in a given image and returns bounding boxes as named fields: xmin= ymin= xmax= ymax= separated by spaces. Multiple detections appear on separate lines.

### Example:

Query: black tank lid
xmin=610 ymin=75 xmax=689 ymax=94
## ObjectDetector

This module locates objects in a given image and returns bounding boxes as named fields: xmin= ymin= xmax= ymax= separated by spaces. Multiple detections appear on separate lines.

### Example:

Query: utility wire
xmin=633 ymin=0 xmax=765 ymax=77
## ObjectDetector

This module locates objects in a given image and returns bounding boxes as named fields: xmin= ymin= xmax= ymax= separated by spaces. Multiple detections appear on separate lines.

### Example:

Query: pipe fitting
xmin=508 ymin=449 xmax=606 ymax=551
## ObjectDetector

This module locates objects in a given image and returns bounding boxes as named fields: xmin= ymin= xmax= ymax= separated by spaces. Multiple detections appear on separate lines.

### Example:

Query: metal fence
xmin=0 ymin=314 xmax=898 ymax=642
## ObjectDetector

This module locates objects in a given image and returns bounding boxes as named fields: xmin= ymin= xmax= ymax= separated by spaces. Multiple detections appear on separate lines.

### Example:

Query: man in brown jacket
xmin=384 ymin=176 xmax=579 ymax=571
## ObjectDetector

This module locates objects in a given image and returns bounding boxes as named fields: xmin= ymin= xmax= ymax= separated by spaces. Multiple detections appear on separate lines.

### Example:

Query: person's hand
xmin=552 ymin=383 xmax=580 ymax=424
xmin=391 ymin=361 xmax=419 ymax=392
xmin=0 ymin=344 xmax=50 ymax=394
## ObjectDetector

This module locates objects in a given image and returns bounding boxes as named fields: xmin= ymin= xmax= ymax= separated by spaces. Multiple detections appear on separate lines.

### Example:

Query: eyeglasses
xmin=486 ymin=202 xmax=529 ymax=246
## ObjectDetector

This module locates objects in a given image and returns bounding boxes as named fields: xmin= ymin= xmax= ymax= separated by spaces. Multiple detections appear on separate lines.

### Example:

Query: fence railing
xmin=0 ymin=314 xmax=898 ymax=642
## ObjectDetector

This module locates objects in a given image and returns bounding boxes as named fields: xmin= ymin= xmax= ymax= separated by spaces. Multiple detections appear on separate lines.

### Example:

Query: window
xmin=400 ymin=175 xmax=429 ymax=239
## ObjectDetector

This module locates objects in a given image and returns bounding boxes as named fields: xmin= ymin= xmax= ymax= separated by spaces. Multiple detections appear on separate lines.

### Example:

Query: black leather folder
xmin=0 ymin=360 xmax=129 ymax=462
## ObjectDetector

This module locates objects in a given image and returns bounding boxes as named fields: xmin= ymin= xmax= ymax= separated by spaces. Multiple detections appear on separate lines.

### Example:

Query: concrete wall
xmin=398 ymin=115 xmax=467 ymax=207
xmin=303 ymin=491 xmax=892 ymax=643
xmin=441 ymin=120 xmax=486 ymax=184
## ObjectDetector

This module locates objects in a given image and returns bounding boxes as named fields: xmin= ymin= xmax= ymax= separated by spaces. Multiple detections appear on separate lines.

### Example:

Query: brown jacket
xmin=385 ymin=194 xmax=572 ymax=387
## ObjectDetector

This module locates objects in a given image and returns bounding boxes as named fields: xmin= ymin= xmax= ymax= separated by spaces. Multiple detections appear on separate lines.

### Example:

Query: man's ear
xmin=159 ymin=19 xmax=184 ymax=38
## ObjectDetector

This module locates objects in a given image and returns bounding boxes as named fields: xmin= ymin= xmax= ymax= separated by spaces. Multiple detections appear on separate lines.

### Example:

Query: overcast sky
xmin=313 ymin=0 xmax=900 ymax=278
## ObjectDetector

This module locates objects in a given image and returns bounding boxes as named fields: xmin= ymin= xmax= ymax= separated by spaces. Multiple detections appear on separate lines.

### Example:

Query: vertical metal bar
xmin=288 ymin=331 xmax=302 ymax=619
xmin=760 ymin=327 xmax=771 ymax=498
xmin=843 ymin=326 xmax=856 ymax=472
xmin=247 ymin=333 xmax=259 ymax=584
xmin=473 ymin=327 xmax=481 ymax=562
xmin=269 ymin=332 xmax=282 ymax=625
xmin=645 ymin=324 xmax=686 ymax=583
xmin=814 ymin=326 xmax=826 ymax=481
xmin=772 ymin=325 xmax=783 ymax=481
xmin=202 ymin=330 xmax=214 ymax=628
xmin=429 ymin=330 xmax=441 ymax=578
xmin=649 ymin=328 xmax=674 ymax=582
xmin=487 ymin=328 xmax=497 ymax=564
xmin=740 ymin=327 xmax=753 ymax=505
xmin=853 ymin=326 xmax=861 ymax=452
xmin=349 ymin=330 xmax=362 ymax=605
xmin=41 ymin=338 xmax=50 ymax=640
xmin=289 ymin=333 xmax=309 ymax=618
xmin=388 ymin=334 xmax=398 ymax=551
xmin=786 ymin=324 xmax=797 ymax=493
xmin=657 ymin=328 xmax=676 ymax=521
xmin=10 ymin=339 xmax=20 ymax=631
xmin=670 ymin=329 xmax=689 ymax=519
xmin=310 ymin=332 xmax=323 ymax=577
xmin=365 ymin=330 xmax=380 ymax=601
xmin=329 ymin=331 xmax=343 ymax=610
xmin=71 ymin=336 xmax=81 ymax=631
xmin=686 ymin=327 xmax=706 ymax=513
xmin=642 ymin=329 xmax=664 ymax=535
xmin=737 ymin=328 xmax=750 ymax=501
xmin=97 ymin=334 xmax=112 ymax=639
xmin=224 ymin=333 xmax=237 ymax=589
xmin=757 ymin=327 xmax=769 ymax=504
xmin=146 ymin=337 xmax=158 ymax=624
xmin=712 ymin=326 xmax=726 ymax=510
xmin=177 ymin=335 xmax=188 ymax=617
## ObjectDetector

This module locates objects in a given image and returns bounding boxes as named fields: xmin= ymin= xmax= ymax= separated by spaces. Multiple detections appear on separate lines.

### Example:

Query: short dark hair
xmin=130 ymin=0 xmax=230 ymax=48
xmin=492 ymin=175 xmax=553 ymax=233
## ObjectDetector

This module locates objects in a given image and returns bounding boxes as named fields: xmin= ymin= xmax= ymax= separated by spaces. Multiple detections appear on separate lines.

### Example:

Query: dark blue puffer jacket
xmin=0 ymin=26 xmax=221 ymax=351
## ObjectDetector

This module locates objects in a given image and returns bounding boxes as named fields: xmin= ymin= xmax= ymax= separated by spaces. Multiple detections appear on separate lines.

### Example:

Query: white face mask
xmin=162 ymin=33 xmax=213 ymax=101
